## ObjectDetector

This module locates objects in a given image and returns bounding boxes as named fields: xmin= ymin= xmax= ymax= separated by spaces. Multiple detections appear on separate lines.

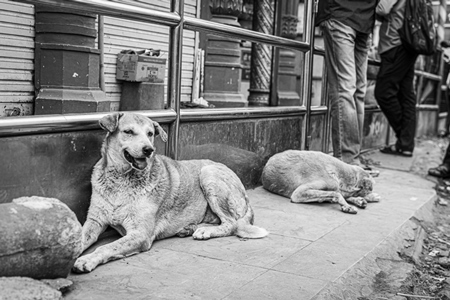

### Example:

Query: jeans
xmin=375 ymin=45 xmax=418 ymax=152
xmin=321 ymin=19 xmax=371 ymax=165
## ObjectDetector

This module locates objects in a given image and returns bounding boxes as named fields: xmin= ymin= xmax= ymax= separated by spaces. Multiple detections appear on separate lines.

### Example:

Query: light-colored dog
xmin=261 ymin=150 xmax=380 ymax=214
xmin=73 ymin=112 xmax=268 ymax=273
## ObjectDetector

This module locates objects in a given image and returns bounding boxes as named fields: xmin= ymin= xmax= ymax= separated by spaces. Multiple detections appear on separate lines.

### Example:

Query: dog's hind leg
xmin=177 ymin=206 xmax=221 ymax=237
xmin=176 ymin=223 xmax=217 ymax=237
xmin=194 ymin=164 xmax=267 ymax=240
xmin=291 ymin=182 xmax=358 ymax=214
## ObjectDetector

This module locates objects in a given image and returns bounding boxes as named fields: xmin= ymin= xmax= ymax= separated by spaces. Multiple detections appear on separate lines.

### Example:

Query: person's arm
xmin=376 ymin=0 xmax=397 ymax=17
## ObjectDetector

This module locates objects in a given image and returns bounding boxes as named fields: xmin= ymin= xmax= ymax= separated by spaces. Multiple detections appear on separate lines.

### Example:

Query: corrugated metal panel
xmin=0 ymin=0 xmax=34 ymax=116
xmin=102 ymin=0 xmax=197 ymax=108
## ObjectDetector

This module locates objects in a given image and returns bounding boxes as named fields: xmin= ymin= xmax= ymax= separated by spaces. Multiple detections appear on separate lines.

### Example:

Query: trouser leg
xmin=321 ymin=19 xmax=369 ymax=164
xmin=375 ymin=45 xmax=418 ymax=151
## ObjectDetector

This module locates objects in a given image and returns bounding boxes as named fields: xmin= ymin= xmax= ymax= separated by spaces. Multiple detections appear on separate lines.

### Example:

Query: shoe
xmin=428 ymin=164 xmax=450 ymax=178
xmin=379 ymin=145 xmax=413 ymax=157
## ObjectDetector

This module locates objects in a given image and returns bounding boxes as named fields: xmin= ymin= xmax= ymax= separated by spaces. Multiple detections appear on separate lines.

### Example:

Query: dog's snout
xmin=143 ymin=146 xmax=154 ymax=157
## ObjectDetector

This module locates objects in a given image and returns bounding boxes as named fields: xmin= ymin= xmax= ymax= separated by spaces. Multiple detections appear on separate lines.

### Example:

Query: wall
xmin=177 ymin=117 xmax=305 ymax=187
xmin=0 ymin=111 xmax=389 ymax=224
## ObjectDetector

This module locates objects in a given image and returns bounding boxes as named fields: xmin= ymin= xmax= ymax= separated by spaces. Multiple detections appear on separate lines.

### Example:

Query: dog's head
xmin=99 ymin=112 xmax=168 ymax=172
xmin=356 ymin=171 xmax=375 ymax=197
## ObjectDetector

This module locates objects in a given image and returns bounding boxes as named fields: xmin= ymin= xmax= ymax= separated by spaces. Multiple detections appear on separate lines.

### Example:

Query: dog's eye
xmin=147 ymin=132 xmax=154 ymax=137
xmin=123 ymin=129 xmax=134 ymax=135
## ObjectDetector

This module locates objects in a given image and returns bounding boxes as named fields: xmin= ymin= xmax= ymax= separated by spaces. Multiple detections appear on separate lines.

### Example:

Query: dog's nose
xmin=142 ymin=146 xmax=154 ymax=157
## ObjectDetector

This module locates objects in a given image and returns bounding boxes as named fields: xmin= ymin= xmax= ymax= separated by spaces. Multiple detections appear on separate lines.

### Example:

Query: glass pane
xmin=102 ymin=17 xmax=170 ymax=111
xmin=183 ymin=34 xmax=309 ymax=109
xmin=276 ymin=47 xmax=305 ymax=106
xmin=311 ymin=54 xmax=324 ymax=107
xmin=200 ymin=0 xmax=307 ymax=39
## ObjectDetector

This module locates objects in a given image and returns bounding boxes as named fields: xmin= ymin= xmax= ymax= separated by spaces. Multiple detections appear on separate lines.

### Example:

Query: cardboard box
xmin=116 ymin=53 xmax=166 ymax=82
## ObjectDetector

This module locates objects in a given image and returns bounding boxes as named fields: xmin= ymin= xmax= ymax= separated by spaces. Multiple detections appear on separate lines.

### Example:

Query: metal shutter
xmin=102 ymin=0 xmax=197 ymax=109
xmin=0 ymin=0 xmax=34 ymax=116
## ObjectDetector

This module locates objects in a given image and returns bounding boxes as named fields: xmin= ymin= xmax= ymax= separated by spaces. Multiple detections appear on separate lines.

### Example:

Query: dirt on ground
xmin=397 ymin=196 xmax=450 ymax=300
xmin=362 ymin=137 xmax=450 ymax=300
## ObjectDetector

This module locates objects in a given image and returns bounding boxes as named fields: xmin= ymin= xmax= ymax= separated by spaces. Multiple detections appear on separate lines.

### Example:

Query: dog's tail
xmin=235 ymin=205 xmax=268 ymax=239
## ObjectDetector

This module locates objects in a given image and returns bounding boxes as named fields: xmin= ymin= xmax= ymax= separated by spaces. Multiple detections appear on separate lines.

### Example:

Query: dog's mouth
xmin=124 ymin=150 xmax=148 ymax=170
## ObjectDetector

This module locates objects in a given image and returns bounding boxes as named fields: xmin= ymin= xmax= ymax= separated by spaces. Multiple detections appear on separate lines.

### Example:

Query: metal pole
xmin=269 ymin=0 xmax=282 ymax=106
xmin=303 ymin=0 xmax=317 ymax=150
xmin=167 ymin=0 xmax=184 ymax=159
xmin=436 ymin=0 xmax=447 ymax=133
xmin=321 ymin=62 xmax=331 ymax=153
xmin=98 ymin=15 xmax=105 ymax=92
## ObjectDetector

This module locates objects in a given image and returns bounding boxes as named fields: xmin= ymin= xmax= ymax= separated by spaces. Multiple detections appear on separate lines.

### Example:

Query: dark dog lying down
xmin=73 ymin=112 xmax=268 ymax=273
xmin=262 ymin=150 xmax=380 ymax=214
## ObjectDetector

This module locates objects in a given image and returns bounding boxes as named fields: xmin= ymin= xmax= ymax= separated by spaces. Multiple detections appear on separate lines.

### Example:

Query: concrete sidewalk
xmin=64 ymin=144 xmax=442 ymax=300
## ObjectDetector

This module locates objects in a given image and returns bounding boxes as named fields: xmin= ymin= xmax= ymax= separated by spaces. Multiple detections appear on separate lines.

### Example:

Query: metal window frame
xmin=5 ymin=0 xmax=317 ymax=158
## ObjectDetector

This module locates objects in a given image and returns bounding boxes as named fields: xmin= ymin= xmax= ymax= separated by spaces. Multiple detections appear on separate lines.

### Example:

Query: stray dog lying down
xmin=262 ymin=150 xmax=380 ymax=214
xmin=73 ymin=112 xmax=268 ymax=273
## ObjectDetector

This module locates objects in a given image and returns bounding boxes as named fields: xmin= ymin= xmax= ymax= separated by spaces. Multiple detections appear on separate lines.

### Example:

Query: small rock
xmin=430 ymin=284 xmax=439 ymax=292
xmin=439 ymin=250 xmax=450 ymax=257
xmin=439 ymin=198 xmax=449 ymax=206
xmin=0 ymin=276 xmax=61 ymax=300
xmin=430 ymin=249 xmax=440 ymax=257
xmin=439 ymin=288 xmax=450 ymax=300
xmin=439 ymin=243 xmax=450 ymax=251
xmin=40 ymin=278 xmax=73 ymax=293
xmin=439 ymin=257 xmax=450 ymax=268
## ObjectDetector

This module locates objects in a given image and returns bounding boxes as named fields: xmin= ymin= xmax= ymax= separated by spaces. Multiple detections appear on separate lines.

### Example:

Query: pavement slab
xmin=64 ymin=149 xmax=439 ymax=300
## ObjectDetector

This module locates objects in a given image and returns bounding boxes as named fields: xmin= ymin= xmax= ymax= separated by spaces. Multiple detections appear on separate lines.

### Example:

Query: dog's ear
xmin=152 ymin=121 xmax=168 ymax=142
xmin=99 ymin=113 xmax=123 ymax=133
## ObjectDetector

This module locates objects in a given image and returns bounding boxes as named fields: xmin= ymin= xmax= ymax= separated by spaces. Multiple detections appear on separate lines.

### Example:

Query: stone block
xmin=0 ymin=196 xmax=82 ymax=279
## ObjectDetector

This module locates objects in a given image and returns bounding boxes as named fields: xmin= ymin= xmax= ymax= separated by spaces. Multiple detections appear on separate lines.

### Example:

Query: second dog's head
xmin=355 ymin=170 xmax=375 ymax=197
xmin=99 ymin=112 xmax=168 ymax=172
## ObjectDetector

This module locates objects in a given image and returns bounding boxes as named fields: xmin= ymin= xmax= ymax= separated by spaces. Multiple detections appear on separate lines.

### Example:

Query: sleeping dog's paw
xmin=365 ymin=193 xmax=381 ymax=203
xmin=193 ymin=227 xmax=212 ymax=240
xmin=347 ymin=197 xmax=367 ymax=209
xmin=72 ymin=254 xmax=100 ymax=273
xmin=341 ymin=205 xmax=358 ymax=214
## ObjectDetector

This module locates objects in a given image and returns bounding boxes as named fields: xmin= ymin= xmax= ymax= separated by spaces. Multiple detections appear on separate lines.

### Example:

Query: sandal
xmin=428 ymin=164 xmax=450 ymax=178
xmin=379 ymin=145 xmax=413 ymax=157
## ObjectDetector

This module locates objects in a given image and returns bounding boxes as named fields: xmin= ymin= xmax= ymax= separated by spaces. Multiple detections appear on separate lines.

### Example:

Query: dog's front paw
xmin=341 ymin=205 xmax=358 ymax=214
xmin=365 ymin=193 xmax=381 ymax=203
xmin=72 ymin=254 xmax=100 ymax=273
xmin=347 ymin=197 xmax=367 ymax=209
xmin=193 ymin=227 xmax=212 ymax=240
